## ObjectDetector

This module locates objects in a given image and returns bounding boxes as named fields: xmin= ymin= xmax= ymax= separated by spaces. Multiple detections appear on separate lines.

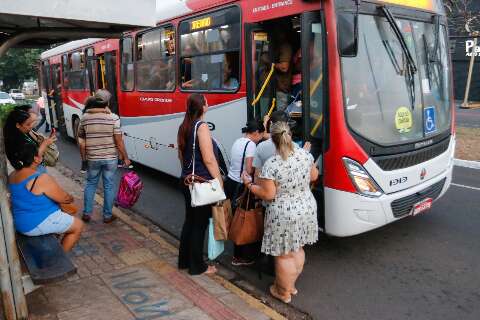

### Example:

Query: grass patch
xmin=455 ymin=127 xmax=480 ymax=161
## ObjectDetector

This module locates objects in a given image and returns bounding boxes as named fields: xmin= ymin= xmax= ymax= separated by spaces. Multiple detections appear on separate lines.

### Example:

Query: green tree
xmin=0 ymin=48 xmax=42 ymax=91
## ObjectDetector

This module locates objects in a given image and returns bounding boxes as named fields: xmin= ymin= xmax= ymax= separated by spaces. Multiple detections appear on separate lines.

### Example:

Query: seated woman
xmin=8 ymin=144 xmax=83 ymax=252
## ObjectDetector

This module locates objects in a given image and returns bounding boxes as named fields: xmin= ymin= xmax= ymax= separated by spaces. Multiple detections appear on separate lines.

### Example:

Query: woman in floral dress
xmin=242 ymin=121 xmax=319 ymax=303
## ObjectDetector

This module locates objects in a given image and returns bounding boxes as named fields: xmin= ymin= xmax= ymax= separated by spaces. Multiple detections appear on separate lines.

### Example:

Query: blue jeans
xmin=83 ymin=159 xmax=117 ymax=218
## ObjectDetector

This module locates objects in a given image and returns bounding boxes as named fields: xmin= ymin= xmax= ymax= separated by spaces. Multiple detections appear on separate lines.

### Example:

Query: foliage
xmin=0 ymin=48 xmax=42 ymax=91
xmin=445 ymin=0 xmax=480 ymax=36
xmin=0 ymin=103 xmax=16 ymax=125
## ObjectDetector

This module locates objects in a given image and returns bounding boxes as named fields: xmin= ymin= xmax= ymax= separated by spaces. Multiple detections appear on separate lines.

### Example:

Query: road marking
xmin=454 ymin=158 xmax=480 ymax=170
xmin=451 ymin=183 xmax=480 ymax=191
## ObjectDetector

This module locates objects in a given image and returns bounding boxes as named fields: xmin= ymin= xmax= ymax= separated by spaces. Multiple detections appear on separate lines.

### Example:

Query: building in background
xmin=446 ymin=0 xmax=480 ymax=101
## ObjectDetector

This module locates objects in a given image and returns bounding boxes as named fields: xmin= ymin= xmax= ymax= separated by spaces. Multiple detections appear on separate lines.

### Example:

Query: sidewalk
xmin=21 ymin=166 xmax=286 ymax=320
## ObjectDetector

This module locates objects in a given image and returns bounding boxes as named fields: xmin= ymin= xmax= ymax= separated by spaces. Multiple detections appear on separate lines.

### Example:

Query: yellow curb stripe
xmin=212 ymin=275 xmax=287 ymax=320
xmin=94 ymin=194 xmax=285 ymax=320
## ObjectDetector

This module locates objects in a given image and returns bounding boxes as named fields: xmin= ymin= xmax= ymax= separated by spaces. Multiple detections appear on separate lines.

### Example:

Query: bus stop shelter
xmin=0 ymin=1 xmax=156 ymax=319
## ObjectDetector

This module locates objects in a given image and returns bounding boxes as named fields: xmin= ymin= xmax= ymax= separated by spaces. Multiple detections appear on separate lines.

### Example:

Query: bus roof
xmin=40 ymin=38 xmax=105 ymax=60
xmin=155 ymin=0 xmax=236 ymax=24
xmin=0 ymin=0 xmax=156 ymax=47
xmin=372 ymin=0 xmax=445 ymax=14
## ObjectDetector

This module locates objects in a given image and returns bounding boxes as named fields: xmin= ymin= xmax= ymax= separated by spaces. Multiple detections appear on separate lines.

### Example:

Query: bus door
xmin=51 ymin=63 xmax=66 ymax=133
xmin=302 ymin=11 xmax=326 ymax=229
xmin=96 ymin=52 xmax=119 ymax=114
xmin=85 ymin=47 xmax=97 ymax=94
xmin=245 ymin=24 xmax=274 ymax=121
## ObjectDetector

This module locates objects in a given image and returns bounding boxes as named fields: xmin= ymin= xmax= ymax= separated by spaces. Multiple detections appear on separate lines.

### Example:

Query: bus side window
xmin=135 ymin=26 xmax=176 ymax=91
xmin=120 ymin=37 xmax=134 ymax=91
xmin=179 ymin=6 xmax=240 ymax=92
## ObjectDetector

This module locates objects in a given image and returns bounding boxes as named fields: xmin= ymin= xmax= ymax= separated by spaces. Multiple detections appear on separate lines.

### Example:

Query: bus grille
xmin=390 ymin=178 xmax=446 ymax=218
xmin=373 ymin=139 xmax=450 ymax=171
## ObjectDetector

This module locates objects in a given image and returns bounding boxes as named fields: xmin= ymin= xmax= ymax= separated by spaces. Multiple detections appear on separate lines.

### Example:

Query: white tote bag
xmin=185 ymin=121 xmax=226 ymax=207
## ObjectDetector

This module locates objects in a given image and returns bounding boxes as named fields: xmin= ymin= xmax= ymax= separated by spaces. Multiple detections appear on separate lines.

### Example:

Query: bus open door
xmin=246 ymin=11 xmax=327 ymax=229
xmin=96 ymin=52 xmax=119 ymax=115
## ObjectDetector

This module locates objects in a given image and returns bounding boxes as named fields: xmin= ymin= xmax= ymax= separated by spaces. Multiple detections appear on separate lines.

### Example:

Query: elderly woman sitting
xmin=8 ymin=144 xmax=83 ymax=251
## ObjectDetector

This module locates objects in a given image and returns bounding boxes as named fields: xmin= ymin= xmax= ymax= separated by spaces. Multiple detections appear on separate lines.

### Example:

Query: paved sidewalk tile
xmin=22 ymin=166 xmax=283 ymax=320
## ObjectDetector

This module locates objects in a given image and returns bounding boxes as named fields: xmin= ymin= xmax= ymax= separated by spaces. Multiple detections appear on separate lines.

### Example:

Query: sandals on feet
xmin=270 ymin=285 xmax=291 ymax=304
xmin=202 ymin=265 xmax=217 ymax=275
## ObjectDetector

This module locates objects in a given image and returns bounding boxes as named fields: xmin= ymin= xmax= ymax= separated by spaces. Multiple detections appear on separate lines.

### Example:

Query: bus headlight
xmin=343 ymin=158 xmax=383 ymax=197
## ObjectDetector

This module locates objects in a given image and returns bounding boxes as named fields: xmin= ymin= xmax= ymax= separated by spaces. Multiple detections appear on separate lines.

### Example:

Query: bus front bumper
xmin=324 ymin=164 xmax=453 ymax=237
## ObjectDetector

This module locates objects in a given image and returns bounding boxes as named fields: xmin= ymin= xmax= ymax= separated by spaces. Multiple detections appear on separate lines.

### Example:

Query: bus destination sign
xmin=376 ymin=0 xmax=441 ymax=12
xmin=191 ymin=17 xmax=211 ymax=31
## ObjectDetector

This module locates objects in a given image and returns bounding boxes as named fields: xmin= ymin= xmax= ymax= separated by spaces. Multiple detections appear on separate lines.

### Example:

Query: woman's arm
xmin=310 ymin=164 xmax=319 ymax=182
xmin=241 ymin=173 xmax=276 ymax=201
xmin=244 ymin=157 xmax=254 ymax=176
xmin=38 ymin=175 xmax=74 ymax=204
xmin=197 ymin=123 xmax=222 ymax=185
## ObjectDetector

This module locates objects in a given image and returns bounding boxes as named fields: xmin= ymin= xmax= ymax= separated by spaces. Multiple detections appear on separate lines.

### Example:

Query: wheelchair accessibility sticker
xmin=424 ymin=106 xmax=437 ymax=135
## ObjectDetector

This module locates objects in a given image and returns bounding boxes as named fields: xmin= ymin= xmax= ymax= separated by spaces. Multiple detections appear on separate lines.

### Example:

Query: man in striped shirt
xmin=78 ymin=89 xmax=131 ymax=224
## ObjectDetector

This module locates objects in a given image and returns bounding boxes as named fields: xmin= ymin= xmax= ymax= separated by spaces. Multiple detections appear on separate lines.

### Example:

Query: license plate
xmin=412 ymin=198 xmax=433 ymax=216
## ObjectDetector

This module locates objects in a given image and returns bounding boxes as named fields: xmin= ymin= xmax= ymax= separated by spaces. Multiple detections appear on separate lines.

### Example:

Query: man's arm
xmin=114 ymin=134 xmax=131 ymax=167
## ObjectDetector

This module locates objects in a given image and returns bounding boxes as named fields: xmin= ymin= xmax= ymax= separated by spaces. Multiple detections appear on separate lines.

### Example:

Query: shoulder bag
xmin=229 ymin=189 xmax=264 ymax=245
xmin=184 ymin=121 xmax=226 ymax=207
xmin=29 ymin=131 xmax=59 ymax=167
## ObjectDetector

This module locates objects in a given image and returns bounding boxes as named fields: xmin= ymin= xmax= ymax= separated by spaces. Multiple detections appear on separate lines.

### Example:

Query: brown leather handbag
xmin=229 ymin=189 xmax=264 ymax=245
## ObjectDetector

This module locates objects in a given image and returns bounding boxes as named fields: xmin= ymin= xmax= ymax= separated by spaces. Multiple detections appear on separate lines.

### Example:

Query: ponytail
xmin=270 ymin=122 xmax=294 ymax=160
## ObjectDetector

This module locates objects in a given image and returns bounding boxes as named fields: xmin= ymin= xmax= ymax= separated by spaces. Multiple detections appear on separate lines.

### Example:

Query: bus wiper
xmin=381 ymin=6 xmax=417 ymax=110
xmin=431 ymin=15 xmax=440 ymax=63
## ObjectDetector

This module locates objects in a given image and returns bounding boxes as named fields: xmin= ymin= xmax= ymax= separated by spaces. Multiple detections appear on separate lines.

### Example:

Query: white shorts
xmin=22 ymin=210 xmax=74 ymax=236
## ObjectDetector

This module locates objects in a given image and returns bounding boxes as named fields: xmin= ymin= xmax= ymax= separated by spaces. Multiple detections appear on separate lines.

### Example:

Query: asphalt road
xmin=51 ymin=130 xmax=480 ymax=320
xmin=456 ymin=104 xmax=480 ymax=128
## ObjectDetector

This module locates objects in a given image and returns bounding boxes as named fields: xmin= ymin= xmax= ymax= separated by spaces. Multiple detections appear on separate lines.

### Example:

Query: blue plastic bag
xmin=208 ymin=218 xmax=224 ymax=260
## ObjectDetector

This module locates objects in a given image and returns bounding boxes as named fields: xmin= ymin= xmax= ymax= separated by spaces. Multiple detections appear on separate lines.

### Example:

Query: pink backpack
xmin=116 ymin=171 xmax=143 ymax=208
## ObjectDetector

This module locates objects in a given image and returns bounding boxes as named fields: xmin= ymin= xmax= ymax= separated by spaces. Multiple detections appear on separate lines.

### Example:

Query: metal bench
xmin=16 ymin=233 xmax=76 ymax=285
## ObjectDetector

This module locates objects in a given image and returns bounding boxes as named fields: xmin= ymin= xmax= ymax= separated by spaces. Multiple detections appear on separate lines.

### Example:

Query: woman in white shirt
xmin=225 ymin=120 xmax=264 ymax=266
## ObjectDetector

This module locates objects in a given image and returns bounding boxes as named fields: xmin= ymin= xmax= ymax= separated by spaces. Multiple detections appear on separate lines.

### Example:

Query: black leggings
xmin=178 ymin=185 xmax=211 ymax=275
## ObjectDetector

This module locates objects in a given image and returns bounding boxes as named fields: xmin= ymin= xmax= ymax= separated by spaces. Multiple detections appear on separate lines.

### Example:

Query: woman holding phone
xmin=4 ymin=105 xmax=57 ymax=173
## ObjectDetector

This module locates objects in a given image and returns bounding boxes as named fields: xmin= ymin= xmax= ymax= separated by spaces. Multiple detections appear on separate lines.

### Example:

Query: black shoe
xmin=80 ymin=161 xmax=88 ymax=173
xmin=81 ymin=214 xmax=91 ymax=223
xmin=103 ymin=216 xmax=117 ymax=224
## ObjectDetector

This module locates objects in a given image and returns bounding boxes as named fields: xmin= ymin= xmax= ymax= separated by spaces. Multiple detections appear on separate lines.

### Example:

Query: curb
xmin=454 ymin=158 xmax=480 ymax=170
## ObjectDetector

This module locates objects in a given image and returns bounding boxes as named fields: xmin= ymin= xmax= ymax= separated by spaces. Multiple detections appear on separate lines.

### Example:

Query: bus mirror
xmin=338 ymin=13 xmax=359 ymax=57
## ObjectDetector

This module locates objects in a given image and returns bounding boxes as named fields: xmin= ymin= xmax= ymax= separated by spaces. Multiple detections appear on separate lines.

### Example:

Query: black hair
xmin=3 ymin=107 xmax=35 ymax=166
xmin=83 ymin=96 xmax=98 ymax=114
xmin=15 ymin=104 xmax=34 ymax=113
xmin=266 ymin=111 xmax=289 ymax=133
xmin=11 ymin=142 xmax=39 ymax=170
xmin=241 ymin=120 xmax=265 ymax=134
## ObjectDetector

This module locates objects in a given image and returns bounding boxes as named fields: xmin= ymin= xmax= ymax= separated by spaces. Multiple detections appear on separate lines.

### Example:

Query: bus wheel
xmin=73 ymin=117 xmax=80 ymax=144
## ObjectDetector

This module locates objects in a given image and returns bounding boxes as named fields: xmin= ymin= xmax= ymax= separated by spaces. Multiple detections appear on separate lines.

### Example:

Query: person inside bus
xmin=242 ymin=121 xmax=319 ymax=304
xmin=4 ymin=105 xmax=57 ymax=174
xmin=222 ymin=54 xmax=239 ymax=90
xmin=274 ymin=31 xmax=294 ymax=111
xmin=225 ymin=120 xmax=265 ymax=266
xmin=166 ymin=39 xmax=175 ymax=56
xmin=8 ymin=143 xmax=84 ymax=252
xmin=177 ymin=93 xmax=223 ymax=275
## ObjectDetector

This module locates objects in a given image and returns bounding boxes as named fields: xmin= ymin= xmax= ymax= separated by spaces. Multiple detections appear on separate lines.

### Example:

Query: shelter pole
xmin=462 ymin=37 xmax=478 ymax=109
xmin=0 ymin=41 xmax=28 ymax=320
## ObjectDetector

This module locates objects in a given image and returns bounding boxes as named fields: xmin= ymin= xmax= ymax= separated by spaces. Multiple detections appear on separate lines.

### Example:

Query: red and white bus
xmin=40 ymin=0 xmax=455 ymax=236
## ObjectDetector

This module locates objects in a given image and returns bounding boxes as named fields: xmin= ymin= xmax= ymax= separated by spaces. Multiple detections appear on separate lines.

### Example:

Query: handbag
xmin=30 ymin=131 xmax=59 ymax=167
xmin=212 ymin=199 xmax=232 ymax=241
xmin=229 ymin=189 xmax=264 ymax=245
xmin=208 ymin=218 xmax=224 ymax=260
xmin=184 ymin=121 xmax=226 ymax=207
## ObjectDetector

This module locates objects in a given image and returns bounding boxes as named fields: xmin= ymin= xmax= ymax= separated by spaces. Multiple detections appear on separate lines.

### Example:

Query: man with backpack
xmin=77 ymin=89 xmax=131 ymax=223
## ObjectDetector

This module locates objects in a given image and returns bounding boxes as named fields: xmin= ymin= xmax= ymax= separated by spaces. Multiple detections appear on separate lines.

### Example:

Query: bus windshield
xmin=341 ymin=14 xmax=451 ymax=146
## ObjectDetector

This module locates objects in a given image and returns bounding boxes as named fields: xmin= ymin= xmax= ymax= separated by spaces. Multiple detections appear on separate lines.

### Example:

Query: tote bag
xmin=208 ymin=218 xmax=224 ymax=260
xmin=184 ymin=121 xmax=226 ymax=207
xmin=229 ymin=190 xmax=264 ymax=245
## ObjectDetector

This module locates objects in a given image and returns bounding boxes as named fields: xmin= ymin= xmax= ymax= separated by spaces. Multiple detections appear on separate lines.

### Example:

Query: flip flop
xmin=203 ymin=265 xmax=217 ymax=275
